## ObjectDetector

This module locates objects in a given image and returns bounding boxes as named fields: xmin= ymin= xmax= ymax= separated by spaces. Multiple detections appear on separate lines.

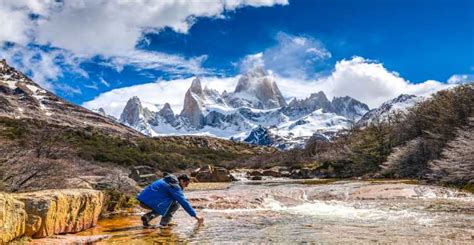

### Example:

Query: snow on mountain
xmin=108 ymin=66 xmax=374 ymax=149
xmin=331 ymin=96 xmax=370 ymax=120
xmin=357 ymin=94 xmax=422 ymax=126
xmin=226 ymin=67 xmax=287 ymax=109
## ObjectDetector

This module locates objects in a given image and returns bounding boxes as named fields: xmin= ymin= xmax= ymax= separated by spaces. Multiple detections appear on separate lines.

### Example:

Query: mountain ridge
xmin=111 ymin=66 xmax=375 ymax=149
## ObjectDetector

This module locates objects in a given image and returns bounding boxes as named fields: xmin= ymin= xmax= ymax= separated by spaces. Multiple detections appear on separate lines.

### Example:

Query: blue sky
xmin=0 ymin=0 xmax=473 ymax=110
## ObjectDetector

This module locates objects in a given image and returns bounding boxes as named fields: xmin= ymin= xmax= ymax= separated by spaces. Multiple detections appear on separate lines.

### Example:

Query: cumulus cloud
xmin=0 ymin=0 xmax=288 ymax=91
xmin=277 ymin=57 xmax=453 ymax=108
xmin=1 ymin=0 xmax=288 ymax=57
xmin=240 ymin=32 xmax=331 ymax=78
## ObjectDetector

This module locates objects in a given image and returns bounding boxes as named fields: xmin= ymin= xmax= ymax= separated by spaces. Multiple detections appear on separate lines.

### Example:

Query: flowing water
xmin=33 ymin=179 xmax=474 ymax=244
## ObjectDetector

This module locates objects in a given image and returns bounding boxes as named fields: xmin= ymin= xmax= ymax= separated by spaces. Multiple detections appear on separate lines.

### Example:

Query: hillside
xmin=251 ymin=85 xmax=474 ymax=190
xmin=0 ymin=60 xmax=273 ymax=193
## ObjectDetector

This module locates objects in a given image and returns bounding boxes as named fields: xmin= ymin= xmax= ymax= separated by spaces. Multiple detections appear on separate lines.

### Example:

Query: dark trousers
xmin=141 ymin=201 xmax=180 ymax=226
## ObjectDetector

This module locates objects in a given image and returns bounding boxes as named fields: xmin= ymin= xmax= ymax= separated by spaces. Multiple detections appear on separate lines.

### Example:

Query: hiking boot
xmin=141 ymin=215 xmax=151 ymax=227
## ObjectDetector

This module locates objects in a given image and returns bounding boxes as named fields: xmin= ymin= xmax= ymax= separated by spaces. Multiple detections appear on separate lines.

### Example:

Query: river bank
xmin=21 ymin=179 xmax=474 ymax=244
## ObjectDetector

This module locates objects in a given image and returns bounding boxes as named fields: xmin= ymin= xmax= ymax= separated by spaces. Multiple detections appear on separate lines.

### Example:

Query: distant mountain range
xmin=94 ymin=66 xmax=420 ymax=149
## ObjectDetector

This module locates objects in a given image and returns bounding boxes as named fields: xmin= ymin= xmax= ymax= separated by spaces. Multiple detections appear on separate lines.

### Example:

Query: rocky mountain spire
xmin=119 ymin=96 xmax=152 ymax=127
xmin=283 ymin=91 xmax=333 ymax=118
xmin=158 ymin=103 xmax=178 ymax=126
xmin=331 ymin=96 xmax=369 ymax=120
xmin=180 ymin=77 xmax=205 ymax=129
xmin=230 ymin=66 xmax=287 ymax=109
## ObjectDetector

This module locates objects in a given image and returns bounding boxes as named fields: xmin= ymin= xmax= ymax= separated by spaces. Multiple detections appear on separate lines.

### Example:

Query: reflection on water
xmin=37 ymin=180 xmax=474 ymax=244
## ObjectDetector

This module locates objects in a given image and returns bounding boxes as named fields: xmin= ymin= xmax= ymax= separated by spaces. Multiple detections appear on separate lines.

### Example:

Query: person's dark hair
xmin=177 ymin=174 xmax=190 ymax=182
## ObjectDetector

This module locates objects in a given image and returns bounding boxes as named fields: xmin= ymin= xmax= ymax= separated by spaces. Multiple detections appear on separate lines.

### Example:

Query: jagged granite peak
xmin=189 ymin=77 xmax=204 ymax=97
xmin=119 ymin=96 xmax=153 ymax=128
xmin=203 ymin=86 xmax=227 ymax=106
xmin=98 ymin=107 xmax=107 ymax=115
xmin=180 ymin=77 xmax=205 ymax=129
xmin=92 ymin=107 xmax=118 ymax=121
xmin=230 ymin=66 xmax=287 ymax=109
xmin=331 ymin=96 xmax=369 ymax=120
xmin=357 ymin=94 xmax=419 ymax=126
xmin=283 ymin=91 xmax=333 ymax=118
xmin=157 ymin=103 xmax=178 ymax=126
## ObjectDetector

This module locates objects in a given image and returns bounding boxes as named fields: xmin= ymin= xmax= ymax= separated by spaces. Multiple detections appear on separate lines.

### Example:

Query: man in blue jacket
xmin=137 ymin=174 xmax=204 ymax=227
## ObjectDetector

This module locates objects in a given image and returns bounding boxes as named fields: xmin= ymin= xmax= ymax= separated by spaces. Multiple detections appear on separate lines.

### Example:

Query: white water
xmin=52 ymin=180 xmax=474 ymax=244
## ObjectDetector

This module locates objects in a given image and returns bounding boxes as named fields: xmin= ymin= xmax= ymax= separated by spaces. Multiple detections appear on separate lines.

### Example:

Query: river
xmin=31 ymin=179 xmax=474 ymax=244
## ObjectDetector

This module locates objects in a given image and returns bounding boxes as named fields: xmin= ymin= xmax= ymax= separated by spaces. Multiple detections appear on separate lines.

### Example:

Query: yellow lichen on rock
xmin=0 ymin=192 xmax=27 ymax=243
xmin=14 ymin=189 xmax=104 ymax=238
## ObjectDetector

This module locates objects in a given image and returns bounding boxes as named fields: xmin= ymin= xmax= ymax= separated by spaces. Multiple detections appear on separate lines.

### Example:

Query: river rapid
xmin=32 ymin=179 xmax=474 ymax=244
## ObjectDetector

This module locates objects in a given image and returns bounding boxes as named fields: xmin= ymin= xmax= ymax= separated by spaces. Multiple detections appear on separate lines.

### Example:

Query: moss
xmin=462 ymin=183 xmax=474 ymax=194
xmin=300 ymin=179 xmax=340 ymax=185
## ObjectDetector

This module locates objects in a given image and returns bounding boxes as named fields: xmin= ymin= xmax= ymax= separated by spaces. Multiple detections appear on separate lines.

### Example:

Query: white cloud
xmin=103 ymin=50 xmax=210 ymax=76
xmin=240 ymin=32 xmax=331 ymax=78
xmin=1 ymin=0 xmax=288 ymax=57
xmin=447 ymin=74 xmax=474 ymax=84
xmin=277 ymin=57 xmax=453 ymax=108
xmin=0 ymin=44 xmax=86 ymax=91
xmin=0 ymin=0 xmax=288 ymax=91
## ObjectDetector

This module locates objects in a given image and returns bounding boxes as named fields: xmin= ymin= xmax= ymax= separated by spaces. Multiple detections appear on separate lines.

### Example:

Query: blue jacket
xmin=137 ymin=175 xmax=197 ymax=217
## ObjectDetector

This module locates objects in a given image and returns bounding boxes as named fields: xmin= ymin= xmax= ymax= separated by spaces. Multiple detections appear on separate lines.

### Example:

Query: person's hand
xmin=195 ymin=216 xmax=204 ymax=224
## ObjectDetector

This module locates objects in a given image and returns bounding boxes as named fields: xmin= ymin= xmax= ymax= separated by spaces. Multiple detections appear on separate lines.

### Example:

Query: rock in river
xmin=0 ymin=192 xmax=27 ymax=244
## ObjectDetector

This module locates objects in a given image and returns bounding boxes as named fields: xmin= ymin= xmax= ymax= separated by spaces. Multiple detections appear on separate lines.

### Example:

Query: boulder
xmin=247 ymin=170 xmax=263 ymax=177
xmin=129 ymin=165 xmax=159 ymax=186
xmin=191 ymin=165 xmax=235 ymax=182
xmin=290 ymin=168 xmax=317 ymax=179
xmin=262 ymin=169 xmax=281 ymax=177
xmin=66 ymin=175 xmax=141 ymax=216
xmin=0 ymin=192 xmax=27 ymax=243
xmin=14 ymin=189 xmax=104 ymax=238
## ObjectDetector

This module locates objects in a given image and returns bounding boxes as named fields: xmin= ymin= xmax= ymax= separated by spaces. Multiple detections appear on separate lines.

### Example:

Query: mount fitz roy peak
xmin=115 ymin=67 xmax=372 ymax=149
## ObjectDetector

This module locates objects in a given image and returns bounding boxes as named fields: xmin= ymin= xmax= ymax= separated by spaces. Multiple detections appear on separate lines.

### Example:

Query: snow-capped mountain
xmin=107 ymin=66 xmax=370 ymax=149
xmin=357 ymin=94 xmax=422 ymax=126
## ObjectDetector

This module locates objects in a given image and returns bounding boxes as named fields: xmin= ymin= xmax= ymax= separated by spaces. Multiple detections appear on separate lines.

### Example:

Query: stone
xmin=262 ymin=169 xmax=281 ymax=177
xmin=0 ymin=192 xmax=27 ymax=243
xmin=14 ymin=189 xmax=104 ymax=238
xmin=250 ymin=176 xmax=263 ymax=181
xmin=290 ymin=168 xmax=317 ymax=179
xmin=247 ymin=170 xmax=263 ymax=177
xmin=191 ymin=165 xmax=235 ymax=182
xmin=129 ymin=166 xmax=158 ymax=186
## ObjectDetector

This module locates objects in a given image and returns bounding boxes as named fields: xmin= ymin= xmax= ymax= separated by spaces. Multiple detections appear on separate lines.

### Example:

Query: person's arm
xmin=168 ymin=186 xmax=197 ymax=217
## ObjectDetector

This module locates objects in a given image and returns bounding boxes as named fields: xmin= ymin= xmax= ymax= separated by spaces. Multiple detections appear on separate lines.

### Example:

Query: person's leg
xmin=160 ymin=201 xmax=180 ymax=226
xmin=140 ymin=201 xmax=160 ymax=227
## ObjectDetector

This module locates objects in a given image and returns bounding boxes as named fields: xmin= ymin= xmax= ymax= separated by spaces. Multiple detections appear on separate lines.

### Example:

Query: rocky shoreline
xmin=0 ymin=189 xmax=103 ymax=243
xmin=1 ymin=166 xmax=471 ymax=243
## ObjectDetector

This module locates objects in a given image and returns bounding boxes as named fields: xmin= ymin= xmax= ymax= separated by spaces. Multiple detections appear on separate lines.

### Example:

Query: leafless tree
xmin=427 ymin=118 xmax=474 ymax=186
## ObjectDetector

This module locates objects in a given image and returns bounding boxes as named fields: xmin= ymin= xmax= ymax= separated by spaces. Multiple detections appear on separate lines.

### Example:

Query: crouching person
xmin=137 ymin=174 xmax=204 ymax=227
